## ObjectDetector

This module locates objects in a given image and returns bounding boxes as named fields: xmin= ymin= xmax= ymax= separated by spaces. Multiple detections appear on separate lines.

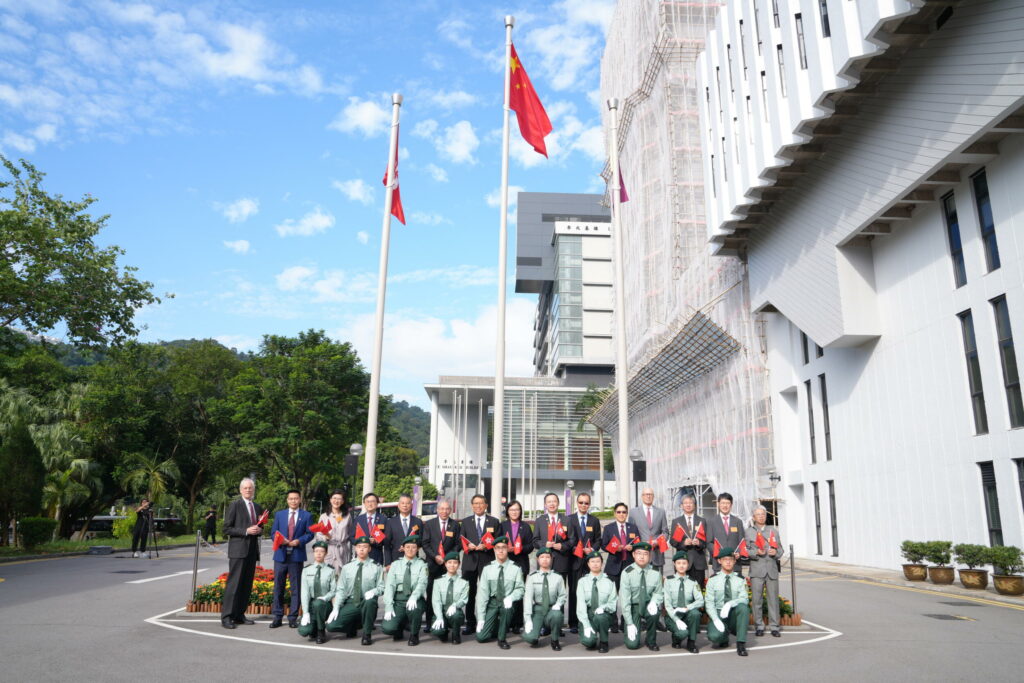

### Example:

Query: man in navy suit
xmin=567 ymin=492 xmax=602 ymax=633
xmin=383 ymin=493 xmax=423 ymax=567
xmin=269 ymin=490 xmax=314 ymax=628
xmin=705 ymin=492 xmax=746 ymax=577
xmin=600 ymin=502 xmax=640 ymax=633
xmin=459 ymin=494 xmax=500 ymax=635
xmin=351 ymin=492 xmax=387 ymax=565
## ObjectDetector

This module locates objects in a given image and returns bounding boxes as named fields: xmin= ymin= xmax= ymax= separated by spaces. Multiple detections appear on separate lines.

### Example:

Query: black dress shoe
xmin=361 ymin=634 xmax=372 ymax=646
xmin=269 ymin=617 xmax=283 ymax=629
xmin=610 ymin=625 xmax=620 ymax=634
xmin=288 ymin=620 xmax=298 ymax=628
xmin=316 ymin=633 xmax=327 ymax=644
xmin=737 ymin=643 xmax=748 ymax=656
xmin=438 ymin=632 xmax=449 ymax=642
xmin=648 ymin=643 xmax=660 ymax=652
xmin=498 ymin=640 xmax=511 ymax=650
xmin=551 ymin=640 xmax=562 ymax=651
xmin=452 ymin=632 xmax=461 ymax=644
xmin=569 ymin=626 xmax=578 ymax=634
xmin=424 ymin=624 xmax=432 ymax=634
xmin=672 ymin=639 xmax=683 ymax=649
xmin=771 ymin=629 xmax=781 ymax=637
xmin=408 ymin=634 xmax=419 ymax=646
xmin=462 ymin=625 xmax=475 ymax=636
xmin=233 ymin=616 xmax=255 ymax=625
xmin=657 ymin=622 xmax=667 ymax=632
xmin=393 ymin=634 xmax=404 ymax=641
xmin=598 ymin=643 xmax=609 ymax=653
xmin=511 ymin=626 xmax=521 ymax=634
xmin=686 ymin=639 xmax=699 ymax=653
xmin=755 ymin=628 xmax=764 ymax=637
xmin=540 ymin=626 xmax=550 ymax=636
xmin=307 ymin=633 xmax=317 ymax=641
xmin=221 ymin=617 xmax=237 ymax=630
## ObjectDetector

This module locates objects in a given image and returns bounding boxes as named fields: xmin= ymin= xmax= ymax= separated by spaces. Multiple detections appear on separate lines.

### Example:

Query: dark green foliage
xmin=389 ymin=400 xmax=430 ymax=461
xmin=19 ymin=517 xmax=58 ymax=548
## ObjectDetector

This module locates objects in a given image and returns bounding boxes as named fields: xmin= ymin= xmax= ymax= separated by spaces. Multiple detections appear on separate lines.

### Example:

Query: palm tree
xmin=575 ymin=384 xmax=613 ymax=510
xmin=120 ymin=452 xmax=180 ymax=503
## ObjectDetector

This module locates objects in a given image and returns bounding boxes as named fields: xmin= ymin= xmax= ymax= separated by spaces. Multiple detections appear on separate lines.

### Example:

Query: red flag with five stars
xmin=382 ymin=129 xmax=405 ymax=225
xmin=509 ymin=43 xmax=552 ymax=157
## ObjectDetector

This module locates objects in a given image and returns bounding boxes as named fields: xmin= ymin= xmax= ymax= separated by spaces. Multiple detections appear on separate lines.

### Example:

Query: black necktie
xmin=497 ymin=565 xmax=505 ymax=599
xmin=724 ymin=576 xmax=733 ymax=601
xmin=541 ymin=573 xmax=551 ymax=610
xmin=445 ymin=578 xmax=454 ymax=608
xmin=354 ymin=562 xmax=364 ymax=604
xmin=314 ymin=565 xmax=323 ymax=598
xmin=590 ymin=577 xmax=599 ymax=613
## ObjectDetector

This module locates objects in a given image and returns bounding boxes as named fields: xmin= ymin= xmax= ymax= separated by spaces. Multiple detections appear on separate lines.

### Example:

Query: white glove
xmin=445 ymin=605 xmax=457 ymax=617
xmin=626 ymin=624 xmax=638 ymax=641
xmin=432 ymin=617 xmax=445 ymax=631
xmin=364 ymin=589 xmax=376 ymax=600
xmin=720 ymin=603 xmax=732 ymax=619
xmin=313 ymin=595 xmax=327 ymax=602
xmin=583 ymin=625 xmax=594 ymax=639
xmin=674 ymin=606 xmax=688 ymax=615
xmin=550 ymin=605 xmax=561 ymax=611
xmin=674 ymin=618 xmax=685 ymax=631
xmin=406 ymin=596 xmax=418 ymax=610
xmin=502 ymin=597 xmax=513 ymax=609
xmin=301 ymin=613 xmax=311 ymax=626
xmin=646 ymin=600 xmax=658 ymax=616
xmin=328 ymin=607 xmax=339 ymax=623
xmin=524 ymin=618 xmax=533 ymax=633
xmin=383 ymin=610 xmax=394 ymax=621
xmin=594 ymin=607 xmax=604 ymax=615
xmin=712 ymin=617 xmax=725 ymax=632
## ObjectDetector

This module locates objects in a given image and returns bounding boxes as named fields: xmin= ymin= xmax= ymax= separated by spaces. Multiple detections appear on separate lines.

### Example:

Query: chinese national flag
xmin=605 ymin=535 xmax=623 ymax=554
xmin=382 ymin=129 xmax=405 ymax=225
xmin=354 ymin=523 xmax=368 ymax=539
xmin=655 ymin=534 xmax=669 ymax=553
xmin=461 ymin=535 xmax=471 ymax=553
xmin=371 ymin=526 xmax=386 ymax=544
xmin=547 ymin=520 xmax=555 ymax=542
xmin=712 ymin=538 xmax=722 ymax=559
xmin=438 ymin=540 xmax=445 ymax=558
xmin=272 ymin=531 xmax=286 ymax=553
xmin=737 ymin=539 xmax=749 ymax=558
xmin=481 ymin=531 xmax=495 ymax=550
xmin=755 ymin=532 xmax=766 ymax=553
xmin=769 ymin=531 xmax=779 ymax=550
xmin=309 ymin=520 xmax=332 ymax=535
xmin=509 ymin=43 xmax=552 ymax=157
xmin=513 ymin=535 xmax=523 ymax=556
xmin=573 ymin=540 xmax=584 ymax=558
xmin=672 ymin=524 xmax=685 ymax=543
xmin=584 ymin=539 xmax=593 ymax=554
xmin=256 ymin=509 xmax=269 ymax=526
xmin=695 ymin=521 xmax=706 ymax=542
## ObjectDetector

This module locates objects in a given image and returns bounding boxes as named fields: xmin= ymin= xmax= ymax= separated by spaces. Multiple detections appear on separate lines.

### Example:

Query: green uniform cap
xmin=402 ymin=534 xmax=421 ymax=546
xmin=536 ymin=547 xmax=552 ymax=556
xmin=585 ymin=550 xmax=603 ymax=562
xmin=444 ymin=551 xmax=461 ymax=562
xmin=672 ymin=550 xmax=689 ymax=562
xmin=718 ymin=546 xmax=735 ymax=557
xmin=312 ymin=540 xmax=329 ymax=551
xmin=632 ymin=541 xmax=652 ymax=552
xmin=352 ymin=535 xmax=372 ymax=546
xmin=492 ymin=535 xmax=510 ymax=546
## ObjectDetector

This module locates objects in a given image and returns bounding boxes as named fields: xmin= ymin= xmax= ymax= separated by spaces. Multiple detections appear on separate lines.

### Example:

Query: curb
xmin=0 ymin=543 xmax=198 ymax=564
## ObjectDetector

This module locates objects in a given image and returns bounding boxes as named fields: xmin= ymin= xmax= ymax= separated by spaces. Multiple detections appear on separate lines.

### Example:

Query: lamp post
xmin=629 ymin=449 xmax=644 ymax=508
xmin=413 ymin=476 xmax=423 ymax=516
xmin=349 ymin=443 xmax=363 ymax=497
xmin=566 ymin=480 xmax=576 ymax=516
xmin=768 ymin=470 xmax=782 ymax=525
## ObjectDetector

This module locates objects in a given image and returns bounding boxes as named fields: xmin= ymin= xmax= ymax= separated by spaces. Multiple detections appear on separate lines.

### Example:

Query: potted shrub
xmin=953 ymin=543 xmax=990 ymax=589
xmin=900 ymin=540 xmax=927 ymax=581
xmin=989 ymin=545 xmax=1024 ymax=596
xmin=924 ymin=541 xmax=954 ymax=584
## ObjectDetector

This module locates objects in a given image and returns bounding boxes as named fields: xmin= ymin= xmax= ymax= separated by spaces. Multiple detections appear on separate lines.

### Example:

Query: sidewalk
xmin=0 ymin=542 xmax=198 ymax=564
xmin=793 ymin=556 xmax=1024 ymax=607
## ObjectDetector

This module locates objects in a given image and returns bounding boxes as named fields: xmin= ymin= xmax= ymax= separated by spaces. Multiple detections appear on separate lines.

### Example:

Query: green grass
xmin=0 ymin=534 xmax=201 ymax=557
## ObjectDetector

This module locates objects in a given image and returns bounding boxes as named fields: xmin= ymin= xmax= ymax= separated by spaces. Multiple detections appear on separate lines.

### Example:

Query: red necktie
xmin=619 ymin=524 xmax=627 ymax=559
xmin=646 ymin=507 xmax=652 ymax=527
xmin=723 ymin=516 xmax=729 ymax=534
xmin=288 ymin=511 xmax=295 ymax=539
xmin=247 ymin=501 xmax=255 ymax=524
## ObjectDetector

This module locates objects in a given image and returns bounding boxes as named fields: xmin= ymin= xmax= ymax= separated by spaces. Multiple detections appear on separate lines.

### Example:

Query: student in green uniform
xmin=381 ymin=535 xmax=429 ymax=646
xmin=298 ymin=541 xmax=337 ymax=644
xmin=704 ymin=547 xmax=750 ymax=656
xmin=664 ymin=551 xmax=703 ymax=652
xmin=326 ymin=535 xmax=385 ymax=645
xmin=618 ymin=541 xmax=663 ymax=651
xmin=430 ymin=551 xmax=470 ymax=643
xmin=522 ymin=547 xmax=565 ymax=650
xmin=576 ymin=550 xmax=617 ymax=653
xmin=474 ymin=535 xmax=525 ymax=649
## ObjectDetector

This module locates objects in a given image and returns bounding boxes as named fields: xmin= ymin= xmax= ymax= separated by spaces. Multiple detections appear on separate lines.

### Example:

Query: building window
xmin=820 ymin=374 xmax=832 ymax=461
xmin=812 ymin=481 xmax=822 ymax=555
xmin=715 ymin=66 xmax=724 ymax=120
xmin=958 ymin=310 xmax=989 ymax=435
xmin=819 ymin=0 xmax=831 ymax=38
xmin=721 ymin=138 xmax=728 ymax=181
xmin=942 ymin=192 xmax=967 ymax=288
xmin=1016 ymin=459 xmax=1024 ymax=518
xmin=776 ymin=44 xmax=787 ymax=97
xmin=801 ymin=332 xmax=810 ymax=364
xmin=991 ymin=295 xmax=1024 ymax=428
xmin=760 ymin=70 xmax=769 ymax=120
xmin=772 ymin=0 xmax=780 ymax=28
xmin=726 ymin=44 xmax=735 ymax=93
xmin=805 ymin=379 xmax=817 ymax=464
xmin=972 ymin=170 xmax=1001 ymax=272
xmin=738 ymin=20 xmax=748 ymax=80
xmin=752 ymin=1 xmax=763 ymax=55
xmin=710 ymin=155 xmax=717 ymax=197
xmin=978 ymin=462 xmax=1003 ymax=545
xmin=815 ymin=344 xmax=824 ymax=358
xmin=827 ymin=480 xmax=838 ymax=556
xmin=795 ymin=14 xmax=808 ymax=69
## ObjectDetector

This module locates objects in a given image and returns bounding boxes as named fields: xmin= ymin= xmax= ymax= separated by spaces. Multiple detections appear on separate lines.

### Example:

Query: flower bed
xmin=188 ymin=565 xmax=291 ymax=613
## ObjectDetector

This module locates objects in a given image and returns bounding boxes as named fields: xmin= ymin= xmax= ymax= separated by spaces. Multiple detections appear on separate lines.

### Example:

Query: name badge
xmin=629 ymin=532 xmax=637 ymax=539
xmin=586 ymin=526 xmax=593 ymax=532
xmin=445 ymin=531 xmax=453 ymax=537
xmin=730 ymin=526 xmax=737 ymax=532
xmin=377 ymin=524 xmax=385 ymax=529
xmin=412 ymin=525 xmax=419 ymax=532
xmin=486 ymin=527 xmax=493 ymax=533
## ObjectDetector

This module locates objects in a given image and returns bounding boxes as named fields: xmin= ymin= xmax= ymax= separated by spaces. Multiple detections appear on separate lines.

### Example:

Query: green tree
xmin=120 ymin=452 xmax=180 ymax=502
xmin=0 ymin=155 xmax=162 ymax=347
xmin=376 ymin=441 xmax=421 ymax=479
xmin=0 ymin=379 xmax=45 ymax=545
xmin=576 ymin=384 xmax=614 ymax=473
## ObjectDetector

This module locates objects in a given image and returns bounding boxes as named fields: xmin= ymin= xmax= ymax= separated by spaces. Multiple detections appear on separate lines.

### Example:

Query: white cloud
xmin=218 ymin=197 xmax=260 ymax=223
xmin=276 ymin=265 xmax=317 ymax=291
xmin=413 ymin=119 xmax=438 ymax=139
xmin=390 ymin=265 xmax=495 ymax=287
xmin=327 ymin=96 xmax=390 ymax=137
xmin=439 ymin=120 xmax=479 ymax=164
xmin=409 ymin=212 xmax=448 ymax=226
xmin=332 ymin=178 xmax=374 ymax=205
xmin=32 ymin=122 xmax=58 ymax=142
xmin=573 ymin=124 xmax=605 ymax=162
xmin=424 ymin=163 xmax=448 ymax=183
xmin=2 ymin=131 xmax=35 ymax=153
xmin=486 ymin=185 xmax=525 ymax=209
xmin=559 ymin=0 xmax=616 ymax=32
xmin=274 ymin=206 xmax=335 ymax=237
xmin=223 ymin=239 xmax=251 ymax=254
xmin=427 ymin=89 xmax=477 ymax=110
xmin=309 ymin=270 xmax=378 ymax=303
xmin=356 ymin=230 xmax=369 ymax=245
xmin=214 ymin=334 xmax=260 ymax=352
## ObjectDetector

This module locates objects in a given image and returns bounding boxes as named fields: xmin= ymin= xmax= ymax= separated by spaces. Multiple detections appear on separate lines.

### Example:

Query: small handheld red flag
xmin=509 ymin=43 xmax=552 ymax=157
xmin=655 ymin=534 xmax=669 ymax=553
xmin=554 ymin=520 xmax=566 ymax=539
xmin=584 ymin=539 xmax=593 ymax=554
xmin=769 ymin=531 xmax=779 ymax=549
xmin=713 ymin=538 xmax=722 ymax=559
xmin=573 ymin=540 xmax=584 ymax=558
xmin=354 ymin=523 xmax=369 ymax=539
xmin=371 ymin=526 xmax=386 ymax=544
xmin=737 ymin=539 xmax=749 ymax=558
xmin=672 ymin=524 xmax=685 ymax=543
xmin=695 ymin=521 xmax=706 ymax=542
xmin=272 ymin=531 xmax=286 ymax=553
xmin=309 ymin=520 xmax=332 ymax=535
xmin=256 ymin=509 xmax=269 ymax=526
xmin=481 ymin=531 xmax=495 ymax=550
xmin=382 ymin=129 xmax=405 ymax=225
xmin=513 ymin=535 xmax=523 ymax=556
xmin=437 ymin=540 xmax=444 ymax=558
xmin=605 ymin=535 xmax=623 ymax=554
xmin=755 ymin=532 xmax=766 ymax=553
xmin=461 ymin=535 xmax=471 ymax=553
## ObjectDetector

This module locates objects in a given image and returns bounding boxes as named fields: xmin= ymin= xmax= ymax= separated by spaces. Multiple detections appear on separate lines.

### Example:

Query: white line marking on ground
xmin=145 ymin=607 xmax=843 ymax=660
xmin=127 ymin=569 xmax=208 ymax=584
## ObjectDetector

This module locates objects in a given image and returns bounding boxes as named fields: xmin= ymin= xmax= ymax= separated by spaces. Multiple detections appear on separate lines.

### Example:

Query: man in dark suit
xmin=351 ymin=492 xmax=387 ymax=565
xmin=705 ymin=492 xmax=745 ymax=576
xmin=383 ymin=493 xmax=423 ymax=567
xmin=221 ymin=478 xmax=263 ymax=630
xmin=669 ymin=493 xmax=707 ymax=585
xmin=567 ymin=492 xmax=601 ymax=633
xmin=458 ymin=494 xmax=499 ymax=635
xmin=269 ymin=489 xmax=314 ymax=628
xmin=420 ymin=498 xmax=460 ymax=632
xmin=600 ymin=502 xmax=640 ymax=633
xmin=533 ymin=493 xmax=576 ymax=582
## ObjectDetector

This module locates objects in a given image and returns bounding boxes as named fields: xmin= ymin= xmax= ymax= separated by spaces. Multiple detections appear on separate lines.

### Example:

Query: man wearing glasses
xmin=567 ymin=492 xmax=602 ymax=634
xmin=599 ymin=502 xmax=639 ymax=633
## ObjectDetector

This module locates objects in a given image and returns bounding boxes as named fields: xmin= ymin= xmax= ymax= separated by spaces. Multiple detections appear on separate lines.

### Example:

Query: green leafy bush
xmin=923 ymin=540 xmax=952 ymax=566
xmin=19 ymin=517 xmax=58 ymax=548
xmin=989 ymin=546 xmax=1023 ymax=576
xmin=953 ymin=543 xmax=989 ymax=570
xmin=900 ymin=540 xmax=926 ymax=564
xmin=113 ymin=512 xmax=135 ymax=539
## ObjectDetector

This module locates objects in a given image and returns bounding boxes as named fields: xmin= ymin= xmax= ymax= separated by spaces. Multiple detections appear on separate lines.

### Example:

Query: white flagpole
xmin=363 ymin=92 xmax=403 ymax=497
xmin=607 ymin=98 xmax=632 ymax=507
xmin=491 ymin=16 xmax=514 ymax=518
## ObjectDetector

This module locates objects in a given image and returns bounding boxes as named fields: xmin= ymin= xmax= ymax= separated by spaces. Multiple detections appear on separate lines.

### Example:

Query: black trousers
xmin=461 ymin=568 xmax=481 ymax=628
xmin=221 ymin=554 xmax=258 ymax=619
xmin=131 ymin=524 xmax=149 ymax=553
xmin=688 ymin=566 xmax=706 ymax=586
xmin=567 ymin=566 xmax=586 ymax=627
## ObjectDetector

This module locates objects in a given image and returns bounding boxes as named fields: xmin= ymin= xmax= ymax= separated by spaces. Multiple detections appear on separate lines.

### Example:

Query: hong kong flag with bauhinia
xmin=509 ymin=43 xmax=552 ymax=157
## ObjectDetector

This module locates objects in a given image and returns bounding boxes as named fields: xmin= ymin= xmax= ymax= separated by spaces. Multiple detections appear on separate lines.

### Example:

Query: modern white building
xmin=696 ymin=0 xmax=1024 ymax=568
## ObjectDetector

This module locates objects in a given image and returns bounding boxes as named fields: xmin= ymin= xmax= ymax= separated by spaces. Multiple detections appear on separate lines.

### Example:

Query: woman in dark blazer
xmin=501 ymin=500 xmax=534 ymax=633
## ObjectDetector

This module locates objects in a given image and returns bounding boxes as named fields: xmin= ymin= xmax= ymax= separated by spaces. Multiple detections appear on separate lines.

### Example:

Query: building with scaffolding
xmin=696 ymin=0 xmax=1024 ymax=569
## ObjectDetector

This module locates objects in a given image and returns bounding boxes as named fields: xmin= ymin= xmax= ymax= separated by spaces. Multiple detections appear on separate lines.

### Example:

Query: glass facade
xmin=499 ymin=388 xmax=604 ymax=472
xmin=549 ymin=235 xmax=584 ymax=368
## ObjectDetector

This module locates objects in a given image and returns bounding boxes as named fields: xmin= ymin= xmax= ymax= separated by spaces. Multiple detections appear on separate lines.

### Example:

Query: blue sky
xmin=0 ymin=0 xmax=615 ymax=407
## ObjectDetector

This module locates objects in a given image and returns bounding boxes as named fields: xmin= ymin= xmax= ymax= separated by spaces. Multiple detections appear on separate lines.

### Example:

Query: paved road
xmin=1 ymin=545 xmax=1021 ymax=682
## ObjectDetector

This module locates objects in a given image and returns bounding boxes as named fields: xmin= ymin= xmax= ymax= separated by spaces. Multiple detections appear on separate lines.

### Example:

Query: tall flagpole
xmin=363 ymin=92 xmax=403 ymax=497
xmin=607 ymin=98 xmax=632 ymax=506
xmin=491 ymin=16 xmax=514 ymax=518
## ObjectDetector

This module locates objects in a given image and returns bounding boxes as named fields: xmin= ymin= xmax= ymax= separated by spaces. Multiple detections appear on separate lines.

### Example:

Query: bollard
xmin=789 ymin=543 xmax=797 ymax=615
xmin=190 ymin=530 xmax=201 ymax=603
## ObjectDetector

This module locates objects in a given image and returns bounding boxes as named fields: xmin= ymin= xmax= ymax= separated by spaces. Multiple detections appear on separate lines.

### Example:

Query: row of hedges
xmin=902 ymin=540 xmax=1023 ymax=575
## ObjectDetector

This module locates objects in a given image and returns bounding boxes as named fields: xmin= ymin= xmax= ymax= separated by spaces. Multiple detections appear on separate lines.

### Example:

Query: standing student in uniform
xmin=501 ymin=500 xmax=534 ymax=634
xmin=474 ymin=536 xmax=525 ymax=649
xmin=220 ymin=478 xmax=263 ymax=630
xmin=521 ymin=547 xmax=565 ymax=650
xmin=576 ymin=551 xmax=617 ymax=653
xmin=618 ymin=541 xmax=663 ymax=651
xmin=430 ymin=552 xmax=470 ymax=643
xmin=298 ymin=541 xmax=336 ymax=644
xmin=663 ymin=551 xmax=703 ymax=652
xmin=459 ymin=494 xmax=499 ymax=635
xmin=746 ymin=505 xmax=784 ymax=637
xmin=269 ymin=490 xmax=314 ymax=629
xmin=600 ymin=502 xmax=639 ymax=632
xmin=567 ymin=492 xmax=601 ymax=634
xmin=420 ymin=499 xmax=461 ymax=632
xmin=327 ymin=534 xmax=385 ymax=645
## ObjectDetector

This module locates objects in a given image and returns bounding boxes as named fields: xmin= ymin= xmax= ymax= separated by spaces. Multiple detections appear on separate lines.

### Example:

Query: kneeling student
xmin=381 ymin=535 xmax=429 ymax=645
xmin=576 ymin=551 xmax=617 ymax=653
xmin=664 ymin=551 xmax=703 ymax=652
xmin=430 ymin=552 xmax=469 ymax=643
xmin=619 ymin=541 xmax=663 ymax=651
xmin=704 ymin=548 xmax=750 ymax=656
xmin=327 ymin=535 xmax=384 ymax=645
xmin=474 ymin=536 xmax=524 ymax=649
xmin=522 ymin=547 xmax=565 ymax=650
xmin=299 ymin=541 xmax=337 ymax=644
